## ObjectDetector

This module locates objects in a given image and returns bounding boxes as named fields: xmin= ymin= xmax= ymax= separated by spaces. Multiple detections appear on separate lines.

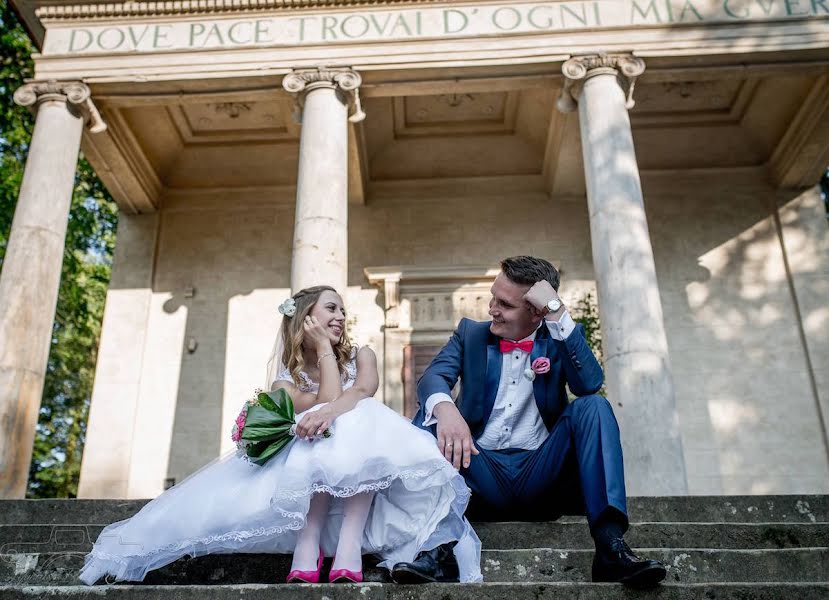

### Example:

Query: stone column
xmin=558 ymin=55 xmax=688 ymax=495
xmin=0 ymin=81 xmax=106 ymax=498
xmin=282 ymin=68 xmax=364 ymax=294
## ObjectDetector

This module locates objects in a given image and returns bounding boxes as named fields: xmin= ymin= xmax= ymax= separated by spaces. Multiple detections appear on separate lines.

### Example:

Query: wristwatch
xmin=546 ymin=298 xmax=562 ymax=312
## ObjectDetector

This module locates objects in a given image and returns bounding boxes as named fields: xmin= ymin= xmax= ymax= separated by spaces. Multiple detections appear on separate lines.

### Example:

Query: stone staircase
xmin=0 ymin=495 xmax=827 ymax=598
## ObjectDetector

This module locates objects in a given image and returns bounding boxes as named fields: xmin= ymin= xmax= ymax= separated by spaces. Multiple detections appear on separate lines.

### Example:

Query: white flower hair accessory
xmin=278 ymin=297 xmax=296 ymax=317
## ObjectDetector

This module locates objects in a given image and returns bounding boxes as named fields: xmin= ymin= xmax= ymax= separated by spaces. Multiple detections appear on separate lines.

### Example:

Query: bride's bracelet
xmin=317 ymin=352 xmax=336 ymax=368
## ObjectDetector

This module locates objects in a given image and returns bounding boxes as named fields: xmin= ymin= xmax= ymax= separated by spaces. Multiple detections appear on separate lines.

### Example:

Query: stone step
xmin=475 ymin=521 xmax=829 ymax=550
xmin=479 ymin=548 xmax=829 ymax=584
xmin=2 ymin=548 xmax=827 ymax=586
xmin=2 ymin=495 xmax=826 ymax=526
xmin=2 ymin=522 xmax=827 ymax=554
xmin=2 ymin=582 xmax=829 ymax=600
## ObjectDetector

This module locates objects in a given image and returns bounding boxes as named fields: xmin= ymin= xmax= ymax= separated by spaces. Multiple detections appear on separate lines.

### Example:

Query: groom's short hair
xmin=500 ymin=256 xmax=560 ymax=291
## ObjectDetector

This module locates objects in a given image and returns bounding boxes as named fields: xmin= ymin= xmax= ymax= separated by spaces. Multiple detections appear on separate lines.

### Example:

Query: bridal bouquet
xmin=231 ymin=388 xmax=331 ymax=465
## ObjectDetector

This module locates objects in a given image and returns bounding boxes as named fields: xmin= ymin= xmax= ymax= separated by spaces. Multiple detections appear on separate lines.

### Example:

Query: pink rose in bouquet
xmin=231 ymin=406 xmax=249 ymax=443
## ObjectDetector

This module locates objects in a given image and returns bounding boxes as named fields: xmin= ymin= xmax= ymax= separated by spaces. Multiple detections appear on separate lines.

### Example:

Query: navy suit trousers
xmin=447 ymin=394 xmax=628 ymax=529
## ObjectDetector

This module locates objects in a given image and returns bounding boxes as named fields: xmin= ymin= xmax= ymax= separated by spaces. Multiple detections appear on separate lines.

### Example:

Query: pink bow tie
xmin=500 ymin=340 xmax=534 ymax=353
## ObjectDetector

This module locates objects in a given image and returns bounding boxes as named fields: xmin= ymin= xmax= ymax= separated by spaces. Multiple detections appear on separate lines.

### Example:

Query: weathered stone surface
xmin=2 ymin=582 xmax=829 ymax=599
xmin=284 ymin=68 xmax=355 ymax=293
xmin=0 ymin=91 xmax=86 ymax=499
xmin=479 ymin=548 xmax=829 ymax=584
xmin=475 ymin=521 xmax=829 ymax=550
xmin=2 ymin=495 xmax=827 ymax=597
xmin=3 ymin=548 xmax=827 ymax=586
xmin=3 ymin=522 xmax=828 ymax=554
xmin=76 ymin=213 xmax=159 ymax=501
xmin=574 ymin=59 xmax=685 ymax=496
xmin=4 ymin=496 xmax=827 ymax=525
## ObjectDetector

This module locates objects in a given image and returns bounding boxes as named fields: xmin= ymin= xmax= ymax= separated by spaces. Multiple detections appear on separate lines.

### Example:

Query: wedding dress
xmin=79 ymin=347 xmax=482 ymax=584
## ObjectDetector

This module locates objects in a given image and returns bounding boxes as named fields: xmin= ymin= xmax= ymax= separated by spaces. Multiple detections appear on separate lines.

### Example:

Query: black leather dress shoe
xmin=391 ymin=543 xmax=459 ymax=584
xmin=592 ymin=538 xmax=667 ymax=588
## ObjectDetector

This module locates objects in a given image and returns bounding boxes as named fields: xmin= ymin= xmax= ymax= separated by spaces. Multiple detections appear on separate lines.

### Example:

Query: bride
xmin=80 ymin=285 xmax=481 ymax=585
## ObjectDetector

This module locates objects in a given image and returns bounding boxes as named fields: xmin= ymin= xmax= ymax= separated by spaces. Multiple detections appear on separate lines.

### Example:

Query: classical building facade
xmin=1 ymin=0 xmax=828 ymax=499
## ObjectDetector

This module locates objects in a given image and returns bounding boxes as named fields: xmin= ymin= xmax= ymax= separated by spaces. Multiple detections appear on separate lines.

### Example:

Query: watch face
xmin=548 ymin=298 xmax=562 ymax=311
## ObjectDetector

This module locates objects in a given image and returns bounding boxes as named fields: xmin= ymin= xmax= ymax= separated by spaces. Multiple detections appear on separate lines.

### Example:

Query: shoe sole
xmin=391 ymin=566 xmax=436 ymax=584
xmin=617 ymin=564 xmax=668 ymax=589
xmin=391 ymin=566 xmax=459 ymax=585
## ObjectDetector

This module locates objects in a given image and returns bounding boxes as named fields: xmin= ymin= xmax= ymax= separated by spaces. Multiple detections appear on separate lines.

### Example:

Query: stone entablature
xmin=34 ymin=0 xmax=829 ymax=23
xmin=39 ymin=1 xmax=829 ymax=56
xmin=24 ymin=0 xmax=829 ymax=85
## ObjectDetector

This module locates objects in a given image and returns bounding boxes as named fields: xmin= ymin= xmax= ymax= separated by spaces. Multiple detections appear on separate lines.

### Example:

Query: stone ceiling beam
xmin=768 ymin=74 xmax=829 ymax=189
xmin=81 ymin=107 xmax=163 ymax=214
xmin=348 ymin=121 xmax=368 ymax=205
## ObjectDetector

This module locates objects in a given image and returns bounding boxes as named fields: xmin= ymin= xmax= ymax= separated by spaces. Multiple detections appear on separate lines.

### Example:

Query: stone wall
xmin=644 ymin=171 xmax=829 ymax=495
xmin=79 ymin=171 xmax=829 ymax=498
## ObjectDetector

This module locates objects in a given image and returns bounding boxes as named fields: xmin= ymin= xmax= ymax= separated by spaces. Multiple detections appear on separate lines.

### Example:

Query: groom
xmin=391 ymin=256 xmax=666 ymax=588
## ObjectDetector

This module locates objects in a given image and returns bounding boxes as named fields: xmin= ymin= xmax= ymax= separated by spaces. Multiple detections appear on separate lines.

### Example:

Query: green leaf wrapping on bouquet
xmin=259 ymin=389 xmax=295 ymax=421
xmin=239 ymin=388 xmax=299 ymax=465
xmin=242 ymin=405 xmax=291 ymax=430
xmin=248 ymin=435 xmax=293 ymax=465
xmin=256 ymin=392 xmax=278 ymax=412
xmin=241 ymin=423 xmax=292 ymax=442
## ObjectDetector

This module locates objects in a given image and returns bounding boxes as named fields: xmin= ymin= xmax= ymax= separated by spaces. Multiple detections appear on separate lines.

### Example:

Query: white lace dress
xmin=79 ymin=349 xmax=482 ymax=584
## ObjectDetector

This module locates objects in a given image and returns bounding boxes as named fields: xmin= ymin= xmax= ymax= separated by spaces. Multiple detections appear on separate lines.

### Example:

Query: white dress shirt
xmin=422 ymin=311 xmax=576 ymax=451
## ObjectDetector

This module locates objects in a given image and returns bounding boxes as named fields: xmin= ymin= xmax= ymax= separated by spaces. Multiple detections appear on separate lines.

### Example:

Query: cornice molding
xmin=35 ymin=0 xmax=445 ymax=20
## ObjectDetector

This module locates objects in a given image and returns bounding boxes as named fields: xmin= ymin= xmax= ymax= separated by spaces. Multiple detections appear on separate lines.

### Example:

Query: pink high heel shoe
xmin=286 ymin=549 xmax=324 ymax=583
xmin=329 ymin=558 xmax=363 ymax=583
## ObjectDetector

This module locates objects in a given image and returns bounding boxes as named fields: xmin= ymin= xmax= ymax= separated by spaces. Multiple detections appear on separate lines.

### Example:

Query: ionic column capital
xmin=282 ymin=67 xmax=365 ymax=123
xmin=557 ymin=54 xmax=646 ymax=113
xmin=13 ymin=80 xmax=106 ymax=134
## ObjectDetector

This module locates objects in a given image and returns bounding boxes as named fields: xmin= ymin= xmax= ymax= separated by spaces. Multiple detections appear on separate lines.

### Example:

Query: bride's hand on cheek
xmin=303 ymin=315 xmax=333 ymax=351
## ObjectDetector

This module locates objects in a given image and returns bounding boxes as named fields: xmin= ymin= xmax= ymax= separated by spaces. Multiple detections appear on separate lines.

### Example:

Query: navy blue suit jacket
xmin=415 ymin=318 xmax=604 ymax=439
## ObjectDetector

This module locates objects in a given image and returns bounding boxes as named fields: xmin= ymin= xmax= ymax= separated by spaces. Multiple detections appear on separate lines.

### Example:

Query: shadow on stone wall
xmin=154 ymin=203 xmax=294 ymax=487
xmin=646 ymin=174 xmax=829 ymax=494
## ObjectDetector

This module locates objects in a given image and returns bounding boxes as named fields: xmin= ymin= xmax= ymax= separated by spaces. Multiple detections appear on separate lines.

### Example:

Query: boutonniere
xmin=524 ymin=357 xmax=551 ymax=381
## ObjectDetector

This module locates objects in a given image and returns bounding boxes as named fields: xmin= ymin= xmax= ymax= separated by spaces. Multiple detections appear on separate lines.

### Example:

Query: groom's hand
xmin=434 ymin=402 xmax=479 ymax=470
xmin=524 ymin=279 xmax=565 ymax=320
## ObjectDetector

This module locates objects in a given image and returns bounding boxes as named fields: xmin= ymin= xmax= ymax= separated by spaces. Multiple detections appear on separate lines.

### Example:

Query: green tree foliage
xmin=1 ymin=0 xmax=118 ymax=498
xmin=570 ymin=292 xmax=607 ymax=399
xmin=571 ymin=292 xmax=603 ymax=365
xmin=0 ymin=0 xmax=33 ymax=239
